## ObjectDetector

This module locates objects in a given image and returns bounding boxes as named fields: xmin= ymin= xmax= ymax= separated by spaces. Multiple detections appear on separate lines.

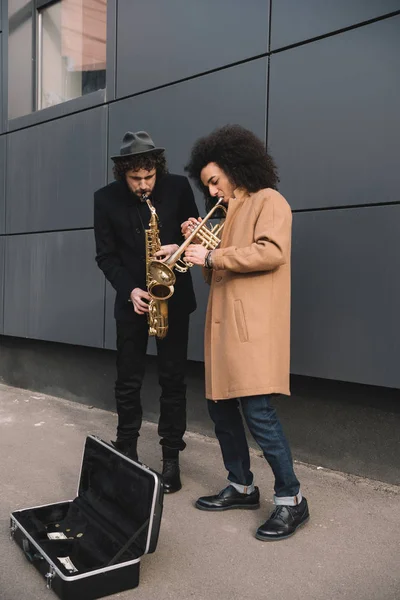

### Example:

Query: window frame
xmin=3 ymin=0 xmax=115 ymax=132
xmin=36 ymin=0 xmax=59 ymax=9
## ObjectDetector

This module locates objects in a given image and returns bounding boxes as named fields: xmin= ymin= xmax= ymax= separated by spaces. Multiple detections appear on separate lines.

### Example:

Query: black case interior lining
xmin=14 ymin=438 xmax=156 ymax=576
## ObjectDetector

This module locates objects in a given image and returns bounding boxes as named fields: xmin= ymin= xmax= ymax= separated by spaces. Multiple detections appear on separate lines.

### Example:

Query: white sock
xmin=230 ymin=481 xmax=255 ymax=495
xmin=274 ymin=491 xmax=303 ymax=506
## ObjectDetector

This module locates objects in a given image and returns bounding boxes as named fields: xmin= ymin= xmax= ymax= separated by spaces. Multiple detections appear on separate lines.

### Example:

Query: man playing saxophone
xmin=94 ymin=131 xmax=199 ymax=492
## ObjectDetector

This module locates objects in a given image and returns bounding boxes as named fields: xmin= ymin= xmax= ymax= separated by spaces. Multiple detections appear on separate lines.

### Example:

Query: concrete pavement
xmin=0 ymin=383 xmax=399 ymax=600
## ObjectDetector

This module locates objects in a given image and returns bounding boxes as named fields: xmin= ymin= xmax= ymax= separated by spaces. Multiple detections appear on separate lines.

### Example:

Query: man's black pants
xmin=115 ymin=313 xmax=189 ymax=451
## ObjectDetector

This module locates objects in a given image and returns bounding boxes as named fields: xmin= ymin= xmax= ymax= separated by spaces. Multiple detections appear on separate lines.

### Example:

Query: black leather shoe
xmin=162 ymin=459 xmax=182 ymax=494
xmin=111 ymin=439 xmax=139 ymax=462
xmin=256 ymin=497 xmax=309 ymax=541
xmin=195 ymin=485 xmax=260 ymax=511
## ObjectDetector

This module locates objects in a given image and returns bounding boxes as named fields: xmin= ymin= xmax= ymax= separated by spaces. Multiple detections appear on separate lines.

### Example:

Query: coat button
xmin=215 ymin=276 xmax=222 ymax=282
xmin=135 ymin=228 xmax=141 ymax=234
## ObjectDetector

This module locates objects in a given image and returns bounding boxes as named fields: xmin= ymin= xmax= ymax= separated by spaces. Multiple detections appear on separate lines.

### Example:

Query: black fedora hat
xmin=111 ymin=131 xmax=165 ymax=161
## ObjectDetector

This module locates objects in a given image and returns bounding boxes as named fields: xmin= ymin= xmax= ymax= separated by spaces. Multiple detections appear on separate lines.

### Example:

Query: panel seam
xmin=265 ymin=0 xmax=272 ymax=148
xmin=293 ymin=201 xmax=400 ymax=214
xmin=4 ymin=226 xmax=94 ymax=237
xmin=270 ymin=10 xmax=400 ymax=54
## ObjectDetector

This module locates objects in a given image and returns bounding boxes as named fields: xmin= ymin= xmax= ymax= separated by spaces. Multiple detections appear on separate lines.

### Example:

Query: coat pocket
xmin=234 ymin=299 xmax=249 ymax=343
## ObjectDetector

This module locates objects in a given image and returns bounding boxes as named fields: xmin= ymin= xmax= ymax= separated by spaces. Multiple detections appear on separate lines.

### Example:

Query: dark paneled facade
xmin=6 ymin=106 xmax=108 ymax=233
xmin=0 ymin=235 xmax=4 ymax=333
xmin=270 ymin=0 xmax=400 ymax=49
xmin=3 ymin=230 xmax=105 ymax=346
xmin=0 ymin=38 xmax=3 ymax=132
xmin=0 ymin=134 xmax=5 ymax=234
xmin=108 ymin=59 xmax=267 ymax=177
xmin=291 ymin=205 xmax=400 ymax=389
xmin=0 ymin=0 xmax=399 ymax=391
xmin=116 ymin=0 xmax=269 ymax=98
xmin=268 ymin=16 xmax=400 ymax=211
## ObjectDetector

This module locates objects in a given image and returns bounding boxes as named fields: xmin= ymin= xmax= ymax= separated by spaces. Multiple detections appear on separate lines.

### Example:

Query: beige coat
xmin=204 ymin=187 xmax=292 ymax=400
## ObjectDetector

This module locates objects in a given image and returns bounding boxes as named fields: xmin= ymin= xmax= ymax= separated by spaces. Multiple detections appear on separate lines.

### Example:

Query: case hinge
xmin=45 ymin=566 xmax=56 ymax=590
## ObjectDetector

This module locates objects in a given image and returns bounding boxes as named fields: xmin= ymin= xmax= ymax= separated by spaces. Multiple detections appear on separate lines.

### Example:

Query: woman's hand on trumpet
xmin=184 ymin=244 xmax=209 ymax=266
xmin=181 ymin=217 xmax=202 ymax=240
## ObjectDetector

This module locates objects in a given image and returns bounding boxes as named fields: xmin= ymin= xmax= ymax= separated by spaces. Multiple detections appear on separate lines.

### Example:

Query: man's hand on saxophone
xmin=153 ymin=244 xmax=179 ymax=262
xmin=130 ymin=288 xmax=151 ymax=314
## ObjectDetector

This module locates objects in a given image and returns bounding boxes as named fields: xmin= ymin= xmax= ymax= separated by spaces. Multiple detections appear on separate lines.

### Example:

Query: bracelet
xmin=204 ymin=250 xmax=214 ymax=269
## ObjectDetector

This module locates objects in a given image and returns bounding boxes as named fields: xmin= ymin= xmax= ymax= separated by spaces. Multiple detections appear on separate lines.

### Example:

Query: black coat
xmin=94 ymin=174 xmax=199 ymax=321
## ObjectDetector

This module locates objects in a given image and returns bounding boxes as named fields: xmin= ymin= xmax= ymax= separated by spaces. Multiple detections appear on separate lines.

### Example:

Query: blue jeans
xmin=208 ymin=395 xmax=300 ymax=498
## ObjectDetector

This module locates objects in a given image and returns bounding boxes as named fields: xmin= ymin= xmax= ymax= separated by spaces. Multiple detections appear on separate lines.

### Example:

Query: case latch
xmin=9 ymin=520 xmax=17 ymax=541
xmin=45 ymin=566 xmax=56 ymax=590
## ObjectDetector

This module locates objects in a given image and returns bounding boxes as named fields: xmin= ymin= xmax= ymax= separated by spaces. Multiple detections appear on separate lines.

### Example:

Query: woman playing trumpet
xmin=182 ymin=124 xmax=309 ymax=542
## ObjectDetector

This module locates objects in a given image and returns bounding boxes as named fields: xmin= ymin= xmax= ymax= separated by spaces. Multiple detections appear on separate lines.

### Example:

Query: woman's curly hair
xmin=113 ymin=151 xmax=168 ymax=181
xmin=185 ymin=125 xmax=279 ymax=205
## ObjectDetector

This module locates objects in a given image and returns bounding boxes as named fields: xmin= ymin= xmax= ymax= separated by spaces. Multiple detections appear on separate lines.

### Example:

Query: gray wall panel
xmin=6 ymin=106 xmax=107 ymax=233
xmin=269 ymin=17 xmax=400 ymax=210
xmin=107 ymin=60 xmax=267 ymax=360
xmin=4 ymin=230 xmax=105 ymax=347
xmin=116 ymin=0 xmax=269 ymax=98
xmin=291 ymin=205 xmax=400 ymax=388
xmin=0 ymin=36 xmax=3 ymax=133
xmin=270 ymin=0 xmax=400 ymax=49
xmin=0 ymin=135 xmax=5 ymax=234
xmin=109 ymin=60 xmax=267 ymax=178
xmin=0 ymin=236 xmax=4 ymax=333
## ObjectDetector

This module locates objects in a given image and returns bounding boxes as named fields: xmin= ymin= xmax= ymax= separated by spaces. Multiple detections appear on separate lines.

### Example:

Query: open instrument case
xmin=10 ymin=435 xmax=164 ymax=600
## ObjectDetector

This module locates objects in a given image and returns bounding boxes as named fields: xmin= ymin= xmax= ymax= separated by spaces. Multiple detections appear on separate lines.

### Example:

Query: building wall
xmin=1 ymin=0 xmax=399 ymax=388
xmin=1 ymin=1 xmax=399 ymax=483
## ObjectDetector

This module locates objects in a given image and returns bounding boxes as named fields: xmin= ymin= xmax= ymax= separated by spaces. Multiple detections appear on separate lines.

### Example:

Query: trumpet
xmin=148 ymin=198 xmax=226 ymax=299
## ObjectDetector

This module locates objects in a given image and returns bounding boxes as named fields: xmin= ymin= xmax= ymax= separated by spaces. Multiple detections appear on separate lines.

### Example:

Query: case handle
xmin=22 ymin=539 xmax=44 ymax=563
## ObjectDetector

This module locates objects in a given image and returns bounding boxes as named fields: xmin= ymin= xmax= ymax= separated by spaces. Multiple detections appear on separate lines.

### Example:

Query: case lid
xmin=78 ymin=436 xmax=163 ymax=557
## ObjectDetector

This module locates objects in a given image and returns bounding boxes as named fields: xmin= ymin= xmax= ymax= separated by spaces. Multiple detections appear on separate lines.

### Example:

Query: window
xmin=37 ymin=0 xmax=107 ymax=110
xmin=8 ymin=0 xmax=34 ymax=120
xmin=8 ymin=0 xmax=107 ymax=119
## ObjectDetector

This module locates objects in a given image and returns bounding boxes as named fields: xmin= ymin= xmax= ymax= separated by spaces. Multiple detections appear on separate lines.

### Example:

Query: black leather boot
xmin=162 ymin=448 xmax=182 ymax=494
xmin=111 ymin=439 xmax=139 ymax=462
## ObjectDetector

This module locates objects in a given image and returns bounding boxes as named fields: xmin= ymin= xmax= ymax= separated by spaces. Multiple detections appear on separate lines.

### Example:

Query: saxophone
xmin=142 ymin=194 xmax=173 ymax=339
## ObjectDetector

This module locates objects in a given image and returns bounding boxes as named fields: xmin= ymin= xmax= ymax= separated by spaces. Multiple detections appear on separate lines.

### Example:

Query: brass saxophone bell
xmin=148 ymin=260 xmax=176 ymax=287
